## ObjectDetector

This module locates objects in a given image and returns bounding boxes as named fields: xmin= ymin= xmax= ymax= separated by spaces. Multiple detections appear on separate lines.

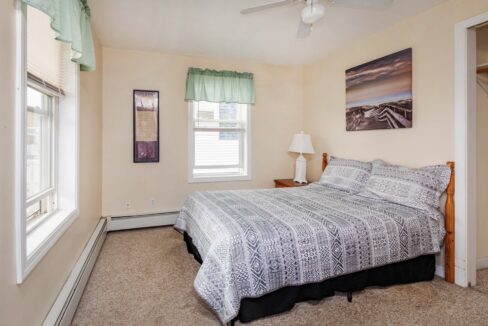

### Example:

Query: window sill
xmin=24 ymin=208 xmax=78 ymax=279
xmin=188 ymin=174 xmax=251 ymax=184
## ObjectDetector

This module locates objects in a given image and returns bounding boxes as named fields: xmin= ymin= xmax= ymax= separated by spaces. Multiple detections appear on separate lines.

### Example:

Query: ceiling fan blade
xmin=241 ymin=0 xmax=299 ymax=15
xmin=327 ymin=0 xmax=394 ymax=8
xmin=296 ymin=20 xmax=312 ymax=39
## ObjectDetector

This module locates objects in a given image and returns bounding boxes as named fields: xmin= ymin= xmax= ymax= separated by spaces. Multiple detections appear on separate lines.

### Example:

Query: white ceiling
xmin=89 ymin=0 xmax=446 ymax=66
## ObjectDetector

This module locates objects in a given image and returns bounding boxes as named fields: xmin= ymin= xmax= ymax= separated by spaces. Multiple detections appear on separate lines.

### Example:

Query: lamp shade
xmin=288 ymin=131 xmax=315 ymax=154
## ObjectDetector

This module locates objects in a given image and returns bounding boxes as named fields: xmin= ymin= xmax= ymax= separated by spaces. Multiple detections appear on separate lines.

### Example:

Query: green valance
xmin=22 ymin=0 xmax=96 ymax=72
xmin=185 ymin=68 xmax=256 ymax=105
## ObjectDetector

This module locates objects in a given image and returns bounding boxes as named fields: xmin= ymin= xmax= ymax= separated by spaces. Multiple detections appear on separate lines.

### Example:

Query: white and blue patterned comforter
xmin=174 ymin=183 xmax=444 ymax=323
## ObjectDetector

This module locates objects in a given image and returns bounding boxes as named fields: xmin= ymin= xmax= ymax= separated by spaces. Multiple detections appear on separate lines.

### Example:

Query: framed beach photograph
xmin=133 ymin=90 xmax=159 ymax=163
xmin=346 ymin=48 xmax=413 ymax=131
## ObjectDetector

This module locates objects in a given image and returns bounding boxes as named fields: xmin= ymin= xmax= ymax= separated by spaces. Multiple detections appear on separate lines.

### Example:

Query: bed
xmin=174 ymin=153 xmax=455 ymax=325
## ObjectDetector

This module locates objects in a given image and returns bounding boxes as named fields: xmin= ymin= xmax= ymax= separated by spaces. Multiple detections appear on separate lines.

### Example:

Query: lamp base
xmin=293 ymin=154 xmax=308 ymax=184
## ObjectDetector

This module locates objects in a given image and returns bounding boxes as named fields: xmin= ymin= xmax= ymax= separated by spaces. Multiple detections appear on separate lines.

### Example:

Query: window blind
xmin=194 ymin=131 xmax=240 ymax=168
xmin=27 ymin=6 xmax=70 ymax=95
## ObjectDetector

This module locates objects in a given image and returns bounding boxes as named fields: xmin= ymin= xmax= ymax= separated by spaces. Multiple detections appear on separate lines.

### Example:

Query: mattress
xmin=174 ymin=183 xmax=444 ymax=323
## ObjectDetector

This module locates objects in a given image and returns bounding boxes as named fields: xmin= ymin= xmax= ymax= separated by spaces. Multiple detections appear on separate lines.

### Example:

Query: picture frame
xmin=133 ymin=90 xmax=159 ymax=163
xmin=345 ymin=48 xmax=413 ymax=131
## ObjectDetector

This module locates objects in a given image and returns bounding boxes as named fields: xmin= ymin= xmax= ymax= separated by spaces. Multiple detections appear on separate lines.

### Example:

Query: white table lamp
xmin=288 ymin=131 xmax=315 ymax=184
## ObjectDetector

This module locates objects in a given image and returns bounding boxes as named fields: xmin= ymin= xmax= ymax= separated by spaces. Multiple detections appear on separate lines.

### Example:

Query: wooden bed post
xmin=445 ymin=161 xmax=455 ymax=284
xmin=322 ymin=153 xmax=328 ymax=172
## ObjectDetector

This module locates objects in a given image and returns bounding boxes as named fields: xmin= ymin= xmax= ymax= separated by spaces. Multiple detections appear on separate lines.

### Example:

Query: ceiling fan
xmin=241 ymin=0 xmax=394 ymax=39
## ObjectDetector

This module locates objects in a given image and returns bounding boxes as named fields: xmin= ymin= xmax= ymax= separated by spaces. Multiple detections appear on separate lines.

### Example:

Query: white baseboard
xmin=43 ymin=218 xmax=107 ymax=326
xmin=477 ymin=257 xmax=488 ymax=270
xmin=107 ymin=211 xmax=178 ymax=231
xmin=41 ymin=212 xmax=177 ymax=326
xmin=435 ymin=265 xmax=445 ymax=278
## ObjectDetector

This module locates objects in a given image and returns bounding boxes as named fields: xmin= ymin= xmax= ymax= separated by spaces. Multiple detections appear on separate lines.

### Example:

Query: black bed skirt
xmin=183 ymin=232 xmax=435 ymax=324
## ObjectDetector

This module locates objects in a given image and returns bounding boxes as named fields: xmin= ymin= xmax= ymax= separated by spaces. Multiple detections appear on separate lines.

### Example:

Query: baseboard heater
xmin=43 ymin=218 xmax=107 ymax=326
xmin=107 ymin=211 xmax=179 ymax=231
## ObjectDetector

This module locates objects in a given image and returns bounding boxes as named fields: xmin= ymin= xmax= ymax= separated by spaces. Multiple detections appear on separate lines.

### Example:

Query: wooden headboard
xmin=321 ymin=153 xmax=455 ymax=284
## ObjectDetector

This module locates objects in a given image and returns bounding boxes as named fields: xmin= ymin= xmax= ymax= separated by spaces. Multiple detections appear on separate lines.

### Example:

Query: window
xmin=25 ymin=86 xmax=57 ymax=233
xmin=15 ymin=4 xmax=80 ymax=283
xmin=188 ymin=101 xmax=251 ymax=182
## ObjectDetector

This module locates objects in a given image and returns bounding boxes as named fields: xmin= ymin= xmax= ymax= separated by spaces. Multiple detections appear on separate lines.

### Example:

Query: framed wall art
xmin=133 ymin=90 xmax=159 ymax=163
xmin=346 ymin=48 xmax=413 ymax=131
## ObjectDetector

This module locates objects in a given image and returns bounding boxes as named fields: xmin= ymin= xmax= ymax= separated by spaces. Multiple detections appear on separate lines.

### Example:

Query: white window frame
xmin=15 ymin=2 xmax=80 ymax=284
xmin=187 ymin=101 xmax=252 ymax=183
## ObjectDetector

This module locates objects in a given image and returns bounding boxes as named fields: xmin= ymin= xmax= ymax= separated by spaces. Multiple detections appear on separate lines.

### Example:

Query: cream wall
xmin=102 ymin=48 xmax=303 ymax=216
xmin=303 ymin=0 xmax=488 ymax=182
xmin=477 ymin=26 xmax=488 ymax=263
xmin=0 ymin=2 xmax=103 ymax=325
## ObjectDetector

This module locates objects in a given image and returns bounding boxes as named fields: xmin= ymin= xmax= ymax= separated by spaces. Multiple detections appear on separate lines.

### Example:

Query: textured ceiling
xmin=89 ymin=0 xmax=446 ymax=65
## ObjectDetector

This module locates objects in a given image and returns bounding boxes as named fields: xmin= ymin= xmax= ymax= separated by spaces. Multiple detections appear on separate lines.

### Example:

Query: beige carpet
xmin=72 ymin=227 xmax=488 ymax=326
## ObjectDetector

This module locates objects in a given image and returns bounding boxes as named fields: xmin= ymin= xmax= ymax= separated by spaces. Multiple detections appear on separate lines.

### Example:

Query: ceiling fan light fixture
xmin=301 ymin=2 xmax=325 ymax=25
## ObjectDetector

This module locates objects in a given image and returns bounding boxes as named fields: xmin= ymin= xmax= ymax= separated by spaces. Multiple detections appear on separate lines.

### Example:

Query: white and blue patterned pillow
xmin=360 ymin=160 xmax=451 ymax=213
xmin=319 ymin=156 xmax=372 ymax=194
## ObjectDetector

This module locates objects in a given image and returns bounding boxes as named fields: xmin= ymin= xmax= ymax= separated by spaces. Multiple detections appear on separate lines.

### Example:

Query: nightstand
xmin=274 ymin=179 xmax=309 ymax=188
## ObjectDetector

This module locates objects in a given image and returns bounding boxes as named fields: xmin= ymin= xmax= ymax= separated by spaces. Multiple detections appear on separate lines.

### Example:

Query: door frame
xmin=454 ymin=11 xmax=488 ymax=287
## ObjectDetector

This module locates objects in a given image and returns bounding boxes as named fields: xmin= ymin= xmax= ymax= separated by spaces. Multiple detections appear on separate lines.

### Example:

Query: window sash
xmin=193 ymin=120 xmax=246 ymax=129
xmin=193 ymin=127 xmax=245 ymax=132
xmin=26 ymin=87 xmax=55 ymax=198
xmin=25 ymin=85 xmax=58 ymax=222
xmin=26 ymin=186 xmax=55 ymax=208
xmin=26 ymin=189 xmax=57 ymax=234
xmin=190 ymin=101 xmax=249 ymax=179
xmin=194 ymin=164 xmax=241 ymax=169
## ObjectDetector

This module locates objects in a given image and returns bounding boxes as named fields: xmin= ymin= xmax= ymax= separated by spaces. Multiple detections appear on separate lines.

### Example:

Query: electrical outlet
xmin=150 ymin=197 xmax=156 ymax=207
xmin=125 ymin=201 xmax=131 ymax=209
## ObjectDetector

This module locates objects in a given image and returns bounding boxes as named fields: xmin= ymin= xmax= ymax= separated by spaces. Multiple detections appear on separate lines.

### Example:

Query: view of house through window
xmin=189 ymin=101 xmax=250 ymax=180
